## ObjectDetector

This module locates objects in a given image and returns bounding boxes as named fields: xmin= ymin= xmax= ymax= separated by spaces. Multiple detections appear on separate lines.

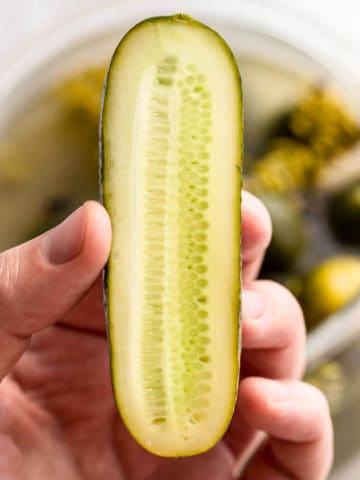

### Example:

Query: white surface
xmin=1 ymin=0 xmax=360 ymax=95
xmin=2 ymin=0 xmax=360 ymax=103
xmin=1 ymin=0 xmax=360 ymax=53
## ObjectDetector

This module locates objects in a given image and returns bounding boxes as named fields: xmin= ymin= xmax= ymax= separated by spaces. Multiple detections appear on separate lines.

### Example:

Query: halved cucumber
xmin=100 ymin=14 xmax=242 ymax=457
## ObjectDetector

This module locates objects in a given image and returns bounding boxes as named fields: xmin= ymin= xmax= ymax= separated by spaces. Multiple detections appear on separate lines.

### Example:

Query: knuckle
xmin=308 ymin=383 xmax=331 ymax=418
xmin=304 ymin=383 xmax=333 ymax=444
xmin=265 ymin=279 xmax=305 ymax=334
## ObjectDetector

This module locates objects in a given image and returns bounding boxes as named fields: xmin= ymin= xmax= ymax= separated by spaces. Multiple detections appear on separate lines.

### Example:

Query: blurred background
xmin=0 ymin=0 xmax=359 ymax=477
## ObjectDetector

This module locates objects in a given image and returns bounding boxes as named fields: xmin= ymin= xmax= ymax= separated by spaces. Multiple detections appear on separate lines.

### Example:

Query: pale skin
xmin=0 ymin=191 xmax=333 ymax=479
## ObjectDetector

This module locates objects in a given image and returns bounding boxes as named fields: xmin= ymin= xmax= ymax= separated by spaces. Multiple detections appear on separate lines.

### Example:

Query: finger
xmin=61 ymin=275 xmax=106 ymax=332
xmin=241 ymin=191 xmax=272 ymax=282
xmin=225 ymin=280 xmax=306 ymax=460
xmin=240 ymin=378 xmax=333 ymax=480
xmin=241 ymin=280 xmax=306 ymax=379
xmin=0 ymin=201 xmax=111 ymax=379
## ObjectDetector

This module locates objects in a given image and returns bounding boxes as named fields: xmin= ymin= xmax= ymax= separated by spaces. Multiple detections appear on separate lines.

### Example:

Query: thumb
xmin=0 ymin=200 xmax=111 ymax=379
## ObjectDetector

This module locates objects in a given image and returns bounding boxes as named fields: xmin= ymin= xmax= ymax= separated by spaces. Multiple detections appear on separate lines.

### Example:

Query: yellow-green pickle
xmin=100 ymin=14 xmax=242 ymax=457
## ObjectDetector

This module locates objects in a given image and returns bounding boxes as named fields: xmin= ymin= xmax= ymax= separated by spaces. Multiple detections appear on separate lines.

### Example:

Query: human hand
xmin=0 ymin=193 xmax=332 ymax=479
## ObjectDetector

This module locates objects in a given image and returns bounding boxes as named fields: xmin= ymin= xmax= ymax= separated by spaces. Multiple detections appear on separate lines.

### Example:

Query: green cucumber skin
xmin=99 ymin=13 xmax=243 ymax=456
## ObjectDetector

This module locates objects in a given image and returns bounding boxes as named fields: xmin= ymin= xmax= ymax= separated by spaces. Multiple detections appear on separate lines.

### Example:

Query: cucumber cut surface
xmin=101 ymin=14 xmax=242 ymax=457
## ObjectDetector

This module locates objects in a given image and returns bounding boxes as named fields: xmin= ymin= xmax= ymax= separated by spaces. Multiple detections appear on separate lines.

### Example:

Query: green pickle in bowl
xmin=300 ymin=255 xmax=360 ymax=330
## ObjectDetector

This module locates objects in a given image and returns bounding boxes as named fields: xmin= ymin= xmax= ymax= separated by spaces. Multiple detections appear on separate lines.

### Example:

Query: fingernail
xmin=243 ymin=289 xmax=267 ymax=319
xmin=41 ymin=206 xmax=86 ymax=264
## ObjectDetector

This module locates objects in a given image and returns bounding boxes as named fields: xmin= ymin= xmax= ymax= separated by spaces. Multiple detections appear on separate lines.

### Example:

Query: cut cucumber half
xmin=100 ymin=14 xmax=242 ymax=457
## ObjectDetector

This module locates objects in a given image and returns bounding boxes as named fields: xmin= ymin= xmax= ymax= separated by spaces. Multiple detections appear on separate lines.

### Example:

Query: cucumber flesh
xmin=101 ymin=14 xmax=242 ymax=457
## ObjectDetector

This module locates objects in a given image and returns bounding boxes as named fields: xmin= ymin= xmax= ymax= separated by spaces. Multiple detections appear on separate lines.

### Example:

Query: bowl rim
xmin=1 ymin=0 xmax=360 ymax=105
